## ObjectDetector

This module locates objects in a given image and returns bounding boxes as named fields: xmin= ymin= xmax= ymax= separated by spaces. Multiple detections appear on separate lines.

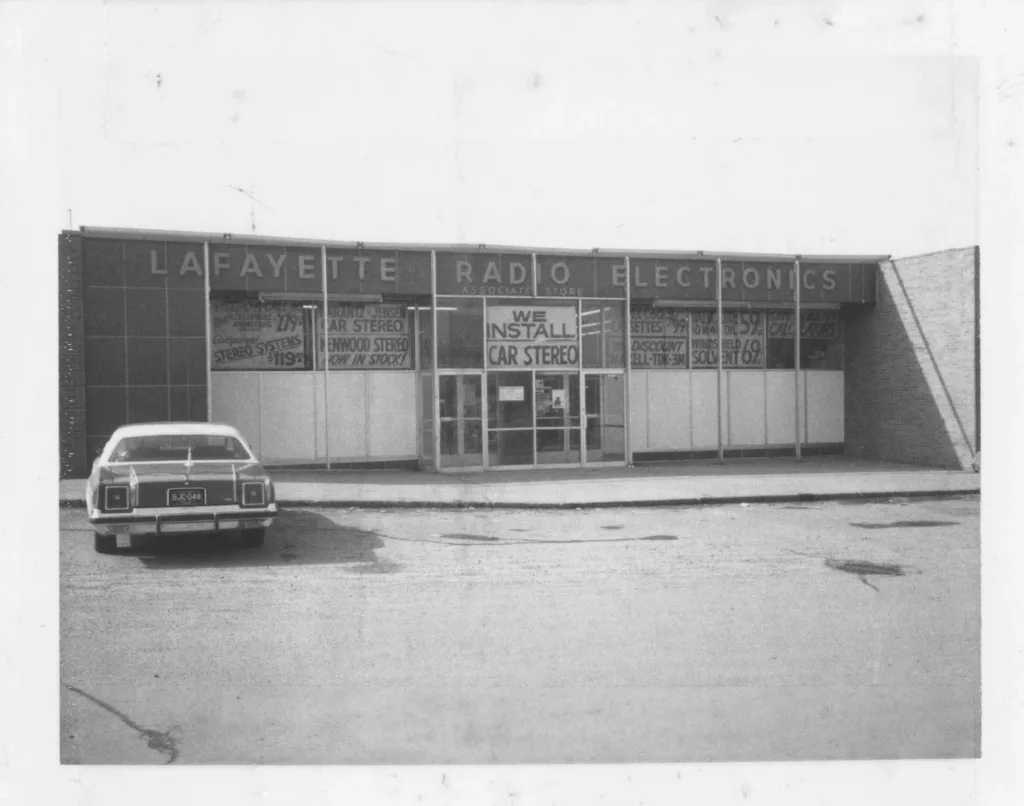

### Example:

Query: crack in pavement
xmin=64 ymin=684 xmax=181 ymax=764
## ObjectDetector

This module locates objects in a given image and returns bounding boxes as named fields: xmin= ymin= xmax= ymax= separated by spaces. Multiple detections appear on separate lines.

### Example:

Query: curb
xmin=59 ymin=488 xmax=979 ymax=511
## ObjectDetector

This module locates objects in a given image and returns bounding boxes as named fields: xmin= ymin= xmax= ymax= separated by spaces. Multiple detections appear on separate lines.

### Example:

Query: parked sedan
xmin=86 ymin=422 xmax=278 ymax=553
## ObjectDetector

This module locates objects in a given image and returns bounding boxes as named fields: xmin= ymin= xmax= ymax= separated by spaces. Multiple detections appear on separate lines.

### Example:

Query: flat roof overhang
xmin=65 ymin=226 xmax=891 ymax=265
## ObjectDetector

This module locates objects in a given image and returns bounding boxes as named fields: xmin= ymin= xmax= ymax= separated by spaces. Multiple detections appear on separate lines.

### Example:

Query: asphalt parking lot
xmin=59 ymin=496 xmax=980 ymax=764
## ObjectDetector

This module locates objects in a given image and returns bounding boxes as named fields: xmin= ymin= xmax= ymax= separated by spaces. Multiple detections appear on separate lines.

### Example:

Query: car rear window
xmin=109 ymin=435 xmax=254 ymax=462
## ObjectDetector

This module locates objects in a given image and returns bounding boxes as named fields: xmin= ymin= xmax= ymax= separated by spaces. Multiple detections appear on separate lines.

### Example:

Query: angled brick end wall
xmin=59 ymin=233 xmax=88 ymax=478
xmin=844 ymin=246 xmax=979 ymax=470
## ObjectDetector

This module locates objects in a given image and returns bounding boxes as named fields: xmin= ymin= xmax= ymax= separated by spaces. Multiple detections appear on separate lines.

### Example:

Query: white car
xmin=86 ymin=422 xmax=278 ymax=554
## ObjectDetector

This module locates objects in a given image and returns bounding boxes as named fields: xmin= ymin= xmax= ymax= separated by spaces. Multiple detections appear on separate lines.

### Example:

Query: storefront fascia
xmin=75 ymin=228 xmax=883 ymax=473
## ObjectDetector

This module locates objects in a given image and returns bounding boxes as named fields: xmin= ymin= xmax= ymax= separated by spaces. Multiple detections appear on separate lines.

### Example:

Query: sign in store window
xmin=316 ymin=303 xmax=412 ymax=369
xmin=486 ymin=304 xmax=579 ymax=368
xmin=210 ymin=300 xmax=311 ymax=370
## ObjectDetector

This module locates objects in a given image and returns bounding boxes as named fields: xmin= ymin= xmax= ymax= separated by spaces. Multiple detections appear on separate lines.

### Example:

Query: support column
xmin=321 ymin=245 xmax=331 ymax=470
xmin=794 ymin=257 xmax=802 ymax=461
xmin=624 ymin=255 xmax=633 ymax=466
xmin=716 ymin=257 xmax=724 ymax=463
xmin=203 ymin=242 xmax=212 ymax=421
xmin=430 ymin=250 xmax=441 ymax=471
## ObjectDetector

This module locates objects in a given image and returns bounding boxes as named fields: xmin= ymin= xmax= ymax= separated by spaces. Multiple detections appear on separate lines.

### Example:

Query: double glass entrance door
xmin=438 ymin=371 xmax=625 ymax=469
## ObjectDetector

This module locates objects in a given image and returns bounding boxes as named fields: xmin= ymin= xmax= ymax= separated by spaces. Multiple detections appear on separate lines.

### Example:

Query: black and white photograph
xmin=3 ymin=1 xmax=1023 ymax=804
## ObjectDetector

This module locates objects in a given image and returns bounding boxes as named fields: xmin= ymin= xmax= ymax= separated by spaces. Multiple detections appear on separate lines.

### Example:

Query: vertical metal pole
xmin=794 ymin=257 xmax=802 ymax=461
xmin=716 ymin=257 xmax=724 ymax=462
xmin=321 ymin=245 xmax=331 ymax=470
xmin=624 ymin=256 xmax=633 ymax=466
xmin=203 ymin=242 xmax=212 ymax=421
xmin=431 ymin=250 xmax=441 ymax=470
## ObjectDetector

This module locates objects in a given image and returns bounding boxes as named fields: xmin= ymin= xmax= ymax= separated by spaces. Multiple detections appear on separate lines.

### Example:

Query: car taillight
xmin=104 ymin=485 xmax=131 ymax=511
xmin=242 ymin=481 xmax=265 ymax=506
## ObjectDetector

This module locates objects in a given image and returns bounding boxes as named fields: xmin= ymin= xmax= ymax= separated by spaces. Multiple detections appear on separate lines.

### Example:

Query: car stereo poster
xmin=487 ymin=304 xmax=578 ymax=368
xmin=317 ymin=303 xmax=412 ymax=369
xmin=211 ymin=300 xmax=309 ymax=370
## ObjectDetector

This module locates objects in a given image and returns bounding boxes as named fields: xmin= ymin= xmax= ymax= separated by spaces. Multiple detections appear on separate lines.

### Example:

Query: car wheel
xmin=241 ymin=528 xmax=265 ymax=548
xmin=94 ymin=532 xmax=117 ymax=554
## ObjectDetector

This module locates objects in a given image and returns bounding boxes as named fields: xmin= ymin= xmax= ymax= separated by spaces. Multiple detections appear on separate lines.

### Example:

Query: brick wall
xmin=844 ymin=246 xmax=979 ymax=470
xmin=59 ymin=233 xmax=88 ymax=478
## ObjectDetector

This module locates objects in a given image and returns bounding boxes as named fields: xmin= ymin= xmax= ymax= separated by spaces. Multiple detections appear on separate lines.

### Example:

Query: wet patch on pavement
xmin=850 ymin=520 xmax=959 ymax=529
xmin=349 ymin=559 xmax=403 ymax=574
xmin=825 ymin=558 xmax=906 ymax=592
xmin=601 ymin=525 xmax=625 ymax=530
xmin=640 ymin=535 xmax=678 ymax=541
xmin=440 ymin=533 xmax=500 ymax=542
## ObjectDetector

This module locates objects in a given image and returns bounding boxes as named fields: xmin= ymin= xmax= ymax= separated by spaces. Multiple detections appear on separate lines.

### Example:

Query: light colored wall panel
xmin=690 ymin=371 xmax=720 ymax=449
xmin=210 ymin=373 xmax=262 ymax=458
xmin=260 ymin=372 xmax=317 ymax=463
xmin=806 ymin=370 xmax=845 ymax=443
xmin=629 ymin=372 xmax=649 ymax=452
xmin=368 ymin=372 xmax=418 ymax=458
xmin=327 ymin=372 xmax=368 ymax=460
xmin=727 ymin=371 xmax=766 ymax=446
xmin=766 ymin=371 xmax=797 ymax=445
xmin=647 ymin=371 xmax=691 ymax=451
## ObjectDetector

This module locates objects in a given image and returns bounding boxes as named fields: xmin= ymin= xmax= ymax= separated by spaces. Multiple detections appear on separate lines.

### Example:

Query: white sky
xmin=48 ymin=1 xmax=978 ymax=258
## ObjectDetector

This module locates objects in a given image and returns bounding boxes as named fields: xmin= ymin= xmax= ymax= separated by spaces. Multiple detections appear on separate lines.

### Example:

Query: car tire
xmin=94 ymin=532 xmax=117 ymax=554
xmin=241 ymin=528 xmax=265 ymax=548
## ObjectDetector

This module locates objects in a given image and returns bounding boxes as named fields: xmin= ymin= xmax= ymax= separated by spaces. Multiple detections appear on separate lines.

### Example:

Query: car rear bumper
xmin=89 ymin=504 xmax=277 ymax=537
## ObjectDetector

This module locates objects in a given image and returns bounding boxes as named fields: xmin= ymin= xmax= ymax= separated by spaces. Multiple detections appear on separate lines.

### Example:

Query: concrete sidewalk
xmin=59 ymin=456 xmax=980 ymax=509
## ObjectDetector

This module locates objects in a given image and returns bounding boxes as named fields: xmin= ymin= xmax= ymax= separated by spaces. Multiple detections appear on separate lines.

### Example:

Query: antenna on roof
xmin=227 ymin=185 xmax=273 ymax=233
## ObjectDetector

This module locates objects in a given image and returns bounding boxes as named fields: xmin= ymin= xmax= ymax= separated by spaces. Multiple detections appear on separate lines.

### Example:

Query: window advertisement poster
xmin=630 ymin=308 xmax=689 ymax=368
xmin=690 ymin=311 xmax=765 ymax=369
xmin=486 ymin=304 xmax=579 ymax=368
xmin=210 ymin=300 xmax=309 ymax=370
xmin=767 ymin=310 xmax=840 ymax=340
xmin=316 ymin=303 xmax=412 ymax=369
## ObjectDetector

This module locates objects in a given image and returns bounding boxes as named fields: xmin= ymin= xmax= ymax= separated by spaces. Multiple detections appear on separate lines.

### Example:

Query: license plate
xmin=168 ymin=487 xmax=206 ymax=507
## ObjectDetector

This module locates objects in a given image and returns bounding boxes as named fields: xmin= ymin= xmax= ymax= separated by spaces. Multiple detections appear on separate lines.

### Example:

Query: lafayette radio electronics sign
xmin=211 ymin=300 xmax=309 ymax=370
xmin=317 ymin=303 xmax=412 ymax=369
xmin=487 ymin=305 xmax=578 ymax=368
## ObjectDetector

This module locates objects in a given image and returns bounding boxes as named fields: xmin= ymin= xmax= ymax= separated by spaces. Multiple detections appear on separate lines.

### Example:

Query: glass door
xmin=439 ymin=373 xmax=483 ymax=468
xmin=583 ymin=373 xmax=626 ymax=464
xmin=535 ymin=372 xmax=581 ymax=465
xmin=486 ymin=371 xmax=534 ymax=467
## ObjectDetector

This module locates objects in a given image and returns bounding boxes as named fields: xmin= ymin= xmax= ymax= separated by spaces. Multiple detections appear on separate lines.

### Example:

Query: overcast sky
xmin=48 ymin=1 xmax=978 ymax=259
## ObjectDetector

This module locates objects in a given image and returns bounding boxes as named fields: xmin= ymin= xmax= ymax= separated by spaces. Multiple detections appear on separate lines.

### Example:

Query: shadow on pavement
xmin=132 ymin=510 xmax=387 ymax=570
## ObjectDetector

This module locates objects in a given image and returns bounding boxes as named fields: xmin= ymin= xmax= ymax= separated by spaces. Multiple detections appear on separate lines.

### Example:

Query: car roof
xmin=109 ymin=422 xmax=247 ymax=440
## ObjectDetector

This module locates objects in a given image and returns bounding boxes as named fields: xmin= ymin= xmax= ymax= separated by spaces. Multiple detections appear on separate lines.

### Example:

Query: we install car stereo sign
xmin=106 ymin=237 xmax=876 ymax=303
xmin=487 ymin=305 xmax=578 ymax=368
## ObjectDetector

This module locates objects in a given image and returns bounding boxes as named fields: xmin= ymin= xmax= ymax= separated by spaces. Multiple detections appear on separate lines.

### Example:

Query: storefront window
xmin=315 ymin=302 xmax=413 ymax=370
xmin=210 ymin=298 xmax=314 ymax=371
xmin=582 ymin=301 xmax=626 ymax=368
xmin=437 ymin=297 xmax=484 ymax=368
xmin=766 ymin=311 xmax=843 ymax=370
xmin=630 ymin=307 xmax=688 ymax=369
xmin=690 ymin=311 xmax=765 ymax=369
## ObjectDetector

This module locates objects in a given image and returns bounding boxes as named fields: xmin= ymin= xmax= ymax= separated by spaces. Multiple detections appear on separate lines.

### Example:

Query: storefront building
xmin=59 ymin=229 xmax=980 ymax=477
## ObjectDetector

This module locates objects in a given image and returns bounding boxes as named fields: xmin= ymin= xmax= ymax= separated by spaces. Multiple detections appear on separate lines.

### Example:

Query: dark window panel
xmin=125 ymin=287 xmax=168 ymax=337
xmin=167 ymin=289 xmax=206 ymax=337
xmin=165 ymin=242 xmax=206 ymax=290
xmin=82 ymin=239 xmax=125 ymax=287
xmin=124 ymin=241 xmax=169 ymax=288
xmin=168 ymin=337 xmax=208 ymax=385
xmin=126 ymin=337 xmax=169 ymax=385
xmin=83 ymin=287 xmax=126 ymax=337
xmin=127 ymin=386 xmax=170 ymax=424
xmin=85 ymin=386 xmax=128 ymax=437
xmin=84 ymin=337 xmax=127 ymax=387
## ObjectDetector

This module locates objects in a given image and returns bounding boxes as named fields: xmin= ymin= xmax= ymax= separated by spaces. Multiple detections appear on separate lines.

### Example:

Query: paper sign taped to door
xmin=498 ymin=386 xmax=525 ymax=402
